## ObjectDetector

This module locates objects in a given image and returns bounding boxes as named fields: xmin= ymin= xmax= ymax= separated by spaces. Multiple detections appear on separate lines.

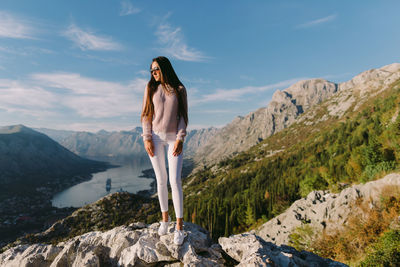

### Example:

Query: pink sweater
xmin=141 ymin=83 xmax=188 ymax=141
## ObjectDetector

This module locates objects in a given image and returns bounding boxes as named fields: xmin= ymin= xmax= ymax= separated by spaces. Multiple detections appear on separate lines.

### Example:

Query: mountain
xmin=36 ymin=127 xmax=217 ymax=162
xmin=33 ymin=127 xmax=76 ymax=143
xmin=184 ymin=126 xmax=219 ymax=156
xmin=36 ymin=127 xmax=146 ymax=161
xmin=191 ymin=79 xmax=339 ymax=167
xmin=0 ymin=125 xmax=110 ymax=249
xmin=180 ymin=63 xmax=400 ymax=249
xmin=0 ymin=124 xmax=107 ymax=186
xmin=191 ymin=63 xmax=400 ymax=168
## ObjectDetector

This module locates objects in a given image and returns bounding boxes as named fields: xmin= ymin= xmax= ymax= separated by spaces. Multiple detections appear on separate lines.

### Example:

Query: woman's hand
xmin=144 ymin=140 xmax=154 ymax=157
xmin=173 ymin=139 xmax=183 ymax=156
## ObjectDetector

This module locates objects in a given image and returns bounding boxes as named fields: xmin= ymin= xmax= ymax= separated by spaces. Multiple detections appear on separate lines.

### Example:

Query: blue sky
xmin=0 ymin=1 xmax=399 ymax=132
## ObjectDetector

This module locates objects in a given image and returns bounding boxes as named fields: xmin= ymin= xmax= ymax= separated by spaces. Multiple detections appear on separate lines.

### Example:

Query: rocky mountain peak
xmin=192 ymin=78 xmax=339 ymax=166
xmin=284 ymin=79 xmax=338 ymax=109
xmin=339 ymin=62 xmax=400 ymax=92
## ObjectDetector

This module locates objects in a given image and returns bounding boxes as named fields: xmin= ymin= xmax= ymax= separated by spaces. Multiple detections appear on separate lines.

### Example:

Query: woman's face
xmin=151 ymin=61 xmax=161 ymax=82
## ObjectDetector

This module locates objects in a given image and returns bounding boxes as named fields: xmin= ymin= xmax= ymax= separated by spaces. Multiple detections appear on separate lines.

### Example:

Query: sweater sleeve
xmin=141 ymin=85 xmax=152 ymax=141
xmin=176 ymin=86 xmax=188 ymax=141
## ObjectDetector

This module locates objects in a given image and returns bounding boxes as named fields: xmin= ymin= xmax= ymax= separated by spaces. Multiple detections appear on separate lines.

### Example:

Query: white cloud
xmin=0 ymin=45 xmax=55 ymax=57
xmin=191 ymin=78 xmax=308 ymax=105
xmin=0 ymin=73 xmax=147 ymax=123
xmin=155 ymin=23 xmax=209 ymax=62
xmin=0 ymin=11 xmax=36 ymax=39
xmin=0 ymin=79 xmax=57 ymax=116
xmin=296 ymin=14 xmax=337 ymax=29
xmin=120 ymin=1 xmax=141 ymax=16
xmin=31 ymin=72 xmax=145 ymax=118
xmin=63 ymin=24 xmax=123 ymax=51
xmin=71 ymin=53 xmax=135 ymax=65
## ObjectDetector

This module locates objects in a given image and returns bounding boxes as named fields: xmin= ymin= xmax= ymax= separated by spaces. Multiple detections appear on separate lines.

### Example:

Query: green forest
xmin=180 ymin=79 xmax=400 ymax=241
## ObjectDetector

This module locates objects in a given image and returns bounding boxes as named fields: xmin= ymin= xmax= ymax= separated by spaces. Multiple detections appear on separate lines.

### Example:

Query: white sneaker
xmin=158 ymin=215 xmax=171 ymax=236
xmin=174 ymin=229 xmax=186 ymax=245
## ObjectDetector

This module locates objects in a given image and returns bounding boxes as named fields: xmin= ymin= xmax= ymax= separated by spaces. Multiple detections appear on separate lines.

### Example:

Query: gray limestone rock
xmin=0 ymin=221 xmax=224 ymax=267
xmin=0 ymin=218 xmax=347 ymax=266
xmin=192 ymin=79 xmax=339 ymax=167
xmin=255 ymin=173 xmax=400 ymax=246
xmin=219 ymin=233 xmax=347 ymax=267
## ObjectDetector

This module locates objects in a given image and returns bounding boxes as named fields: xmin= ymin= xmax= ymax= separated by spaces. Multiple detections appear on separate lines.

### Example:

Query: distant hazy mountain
xmin=0 ymin=124 xmax=107 ymax=185
xmin=33 ymin=128 xmax=76 ymax=143
xmin=36 ymin=127 xmax=217 ymax=161
xmin=184 ymin=127 xmax=219 ymax=156
xmin=56 ymin=127 xmax=146 ymax=161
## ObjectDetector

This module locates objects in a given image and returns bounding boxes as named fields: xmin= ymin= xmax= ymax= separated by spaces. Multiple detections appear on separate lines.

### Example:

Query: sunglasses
xmin=150 ymin=67 xmax=160 ymax=73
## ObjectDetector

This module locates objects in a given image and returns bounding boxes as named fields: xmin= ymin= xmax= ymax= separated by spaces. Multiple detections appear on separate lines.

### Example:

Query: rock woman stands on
xmin=141 ymin=56 xmax=188 ymax=245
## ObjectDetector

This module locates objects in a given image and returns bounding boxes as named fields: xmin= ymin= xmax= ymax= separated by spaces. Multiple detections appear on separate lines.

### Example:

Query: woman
xmin=141 ymin=56 xmax=188 ymax=245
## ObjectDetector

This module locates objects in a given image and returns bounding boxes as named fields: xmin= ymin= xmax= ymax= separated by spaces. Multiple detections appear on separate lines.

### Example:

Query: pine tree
xmin=245 ymin=201 xmax=255 ymax=226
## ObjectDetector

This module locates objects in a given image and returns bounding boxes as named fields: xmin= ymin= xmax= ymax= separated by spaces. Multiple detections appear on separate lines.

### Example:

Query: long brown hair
xmin=141 ymin=56 xmax=188 ymax=126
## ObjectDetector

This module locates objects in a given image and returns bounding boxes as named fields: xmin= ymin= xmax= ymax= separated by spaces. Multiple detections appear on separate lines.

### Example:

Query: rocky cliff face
xmin=0 ymin=219 xmax=345 ymax=267
xmin=254 ymin=173 xmax=400 ymax=246
xmin=183 ymin=127 xmax=219 ymax=157
xmin=297 ymin=62 xmax=400 ymax=123
xmin=192 ymin=79 xmax=339 ymax=167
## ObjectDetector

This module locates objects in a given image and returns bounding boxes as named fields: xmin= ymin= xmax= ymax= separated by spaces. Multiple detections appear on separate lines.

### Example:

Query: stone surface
xmin=255 ymin=173 xmax=400 ymax=246
xmin=0 ymin=218 xmax=347 ymax=266
xmin=0 ymin=221 xmax=225 ymax=267
xmin=219 ymin=233 xmax=347 ymax=267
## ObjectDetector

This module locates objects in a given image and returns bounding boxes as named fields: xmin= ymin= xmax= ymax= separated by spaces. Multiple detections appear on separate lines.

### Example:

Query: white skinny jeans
xmin=149 ymin=131 xmax=184 ymax=218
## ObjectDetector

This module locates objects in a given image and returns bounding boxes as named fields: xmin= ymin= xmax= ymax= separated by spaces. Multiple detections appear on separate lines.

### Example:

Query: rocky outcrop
xmin=255 ymin=173 xmax=400 ymax=246
xmin=298 ymin=63 xmax=400 ymax=124
xmin=218 ymin=233 xmax=346 ymax=267
xmin=0 ymin=220 xmax=346 ymax=266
